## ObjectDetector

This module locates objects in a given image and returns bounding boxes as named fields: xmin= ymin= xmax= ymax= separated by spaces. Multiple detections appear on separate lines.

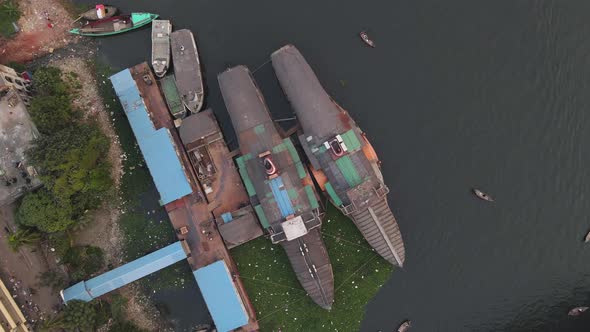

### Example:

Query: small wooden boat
xmin=398 ymin=320 xmax=411 ymax=332
xmin=473 ymin=188 xmax=494 ymax=202
xmin=171 ymin=29 xmax=204 ymax=113
xmin=151 ymin=20 xmax=171 ymax=78
xmin=80 ymin=5 xmax=118 ymax=21
xmin=359 ymin=31 xmax=375 ymax=48
xmin=585 ymin=231 xmax=590 ymax=243
xmin=70 ymin=13 xmax=158 ymax=37
xmin=568 ymin=306 xmax=589 ymax=316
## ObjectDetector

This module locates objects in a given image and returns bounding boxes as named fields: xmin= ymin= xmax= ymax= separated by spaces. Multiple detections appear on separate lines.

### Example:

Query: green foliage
xmin=0 ymin=0 xmax=20 ymax=38
xmin=16 ymin=189 xmax=75 ymax=233
xmin=38 ymin=269 xmax=67 ymax=291
xmin=109 ymin=320 xmax=146 ymax=332
xmin=62 ymin=300 xmax=98 ymax=331
xmin=109 ymin=294 xmax=128 ymax=322
xmin=28 ymin=123 xmax=112 ymax=213
xmin=231 ymin=204 xmax=393 ymax=331
xmin=33 ymin=67 xmax=69 ymax=96
xmin=7 ymin=228 xmax=41 ymax=251
xmin=28 ymin=94 xmax=75 ymax=135
xmin=17 ymin=65 xmax=113 ymax=235
xmin=63 ymin=245 xmax=105 ymax=281
xmin=7 ymin=61 xmax=25 ymax=72
xmin=48 ymin=232 xmax=72 ymax=259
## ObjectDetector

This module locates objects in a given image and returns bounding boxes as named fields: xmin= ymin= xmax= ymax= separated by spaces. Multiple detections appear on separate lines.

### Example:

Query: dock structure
xmin=61 ymin=241 xmax=189 ymax=303
xmin=178 ymin=109 xmax=263 ymax=249
xmin=0 ymin=278 xmax=29 ymax=332
xmin=271 ymin=45 xmax=406 ymax=267
xmin=218 ymin=65 xmax=334 ymax=309
xmin=124 ymin=63 xmax=259 ymax=332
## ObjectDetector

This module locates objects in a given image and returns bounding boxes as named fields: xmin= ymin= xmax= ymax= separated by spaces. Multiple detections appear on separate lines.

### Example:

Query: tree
xmin=27 ymin=123 xmax=112 ymax=214
xmin=7 ymin=228 xmax=41 ymax=251
xmin=32 ymin=67 xmax=68 ymax=96
xmin=27 ymin=94 xmax=75 ymax=134
xmin=63 ymin=245 xmax=105 ymax=281
xmin=61 ymin=300 xmax=98 ymax=331
xmin=16 ymin=189 xmax=75 ymax=233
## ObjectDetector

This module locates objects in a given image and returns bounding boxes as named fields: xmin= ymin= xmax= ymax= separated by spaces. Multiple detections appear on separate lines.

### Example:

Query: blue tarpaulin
xmin=269 ymin=176 xmax=294 ymax=218
xmin=110 ymin=69 xmax=192 ymax=205
xmin=193 ymin=261 xmax=249 ymax=332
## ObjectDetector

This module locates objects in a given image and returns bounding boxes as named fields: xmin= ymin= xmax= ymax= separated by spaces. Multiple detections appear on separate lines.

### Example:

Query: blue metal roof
xmin=269 ymin=176 xmax=294 ymax=218
xmin=193 ymin=261 xmax=249 ymax=332
xmin=110 ymin=69 xmax=192 ymax=205
xmin=62 ymin=241 xmax=187 ymax=303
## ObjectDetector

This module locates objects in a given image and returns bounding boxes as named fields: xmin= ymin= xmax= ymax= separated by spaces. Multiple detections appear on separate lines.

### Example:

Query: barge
xmin=271 ymin=45 xmax=406 ymax=267
xmin=151 ymin=20 xmax=171 ymax=78
xmin=170 ymin=29 xmax=204 ymax=113
xmin=219 ymin=66 xmax=335 ymax=309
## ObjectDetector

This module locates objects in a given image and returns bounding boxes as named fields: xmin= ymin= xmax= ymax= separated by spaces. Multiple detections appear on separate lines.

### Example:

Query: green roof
xmin=335 ymin=155 xmax=362 ymax=187
xmin=340 ymin=129 xmax=362 ymax=152
xmin=304 ymin=185 xmax=320 ymax=209
xmin=284 ymin=138 xmax=300 ymax=162
xmin=325 ymin=182 xmax=343 ymax=206
xmin=254 ymin=205 xmax=270 ymax=228
xmin=238 ymin=167 xmax=256 ymax=197
xmin=254 ymin=124 xmax=266 ymax=135
xmin=295 ymin=162 xmax=307 ymax=179
xmin=272 ymin=142 xmax=286 ymax=154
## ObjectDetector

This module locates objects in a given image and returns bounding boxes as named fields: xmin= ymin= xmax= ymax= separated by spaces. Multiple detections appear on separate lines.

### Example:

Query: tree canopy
xmin=16 ymin=189 xmax=75 ymax=233
xmin=17 ymin=66 xmax=113 ymax=234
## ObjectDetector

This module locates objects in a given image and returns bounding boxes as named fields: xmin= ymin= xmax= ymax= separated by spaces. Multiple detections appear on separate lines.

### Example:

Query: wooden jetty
xmin=129 ymin=63 xmax=259 ymax=332
xmin=170 ymin=29 xmax=204 ymax=113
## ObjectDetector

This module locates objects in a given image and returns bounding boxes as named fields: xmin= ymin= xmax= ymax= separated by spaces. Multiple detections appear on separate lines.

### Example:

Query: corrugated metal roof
xmin=193 ymin=261 xmax=249 ymax=332
xmin=335 ymin=155 xmax=362 ymax=187
xmin=62 ymin=242 xmax=187 ymax=303
xmin=269 ymin=176 xmax=294 ymax=218
xmin=110 ymin=69 xmax=192 ymax=205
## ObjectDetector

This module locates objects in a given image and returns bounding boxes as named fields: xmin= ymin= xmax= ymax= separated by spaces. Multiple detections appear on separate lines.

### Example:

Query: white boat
xmin=151 ymin=20 xmax=171 ymax=78
xmin=473 ymin=188 xmax=494 ymax=202
xmin=398 ymin=320 xmax=411 ymax=332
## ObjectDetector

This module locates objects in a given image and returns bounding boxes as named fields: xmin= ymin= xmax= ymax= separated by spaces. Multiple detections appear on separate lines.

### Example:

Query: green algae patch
xmin=231 ymin=204 xmax=393 ymax=331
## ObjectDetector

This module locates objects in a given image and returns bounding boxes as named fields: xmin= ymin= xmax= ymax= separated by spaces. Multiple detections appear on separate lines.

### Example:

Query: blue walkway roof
xmin=110 ymin=69 xmax=192 ymax=205
xmin=62 ymin=241 xmax=188 ymax=303
xmin=193 ymin=261 xmax=249 ymax=332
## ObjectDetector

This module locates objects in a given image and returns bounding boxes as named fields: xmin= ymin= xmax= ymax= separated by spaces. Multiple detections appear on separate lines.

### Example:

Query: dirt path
xmin=0 ymin=204 xmax=60 ymax=323
xmin=0 ymin=0 xmax=77 ymax=63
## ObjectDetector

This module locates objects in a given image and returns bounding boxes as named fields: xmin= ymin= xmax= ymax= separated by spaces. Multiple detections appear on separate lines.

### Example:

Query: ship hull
xmin=170 ymin=29 xmax=204 ymax=113
xmin=151 ymin=20 xmax=171 ymax=78
xmin=271 ymin=44 xmax=406 ymax=267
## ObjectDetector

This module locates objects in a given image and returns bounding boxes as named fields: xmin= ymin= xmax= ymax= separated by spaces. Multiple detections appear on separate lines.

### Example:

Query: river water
xmin=73 ymin=0 xmax=590 ymax=330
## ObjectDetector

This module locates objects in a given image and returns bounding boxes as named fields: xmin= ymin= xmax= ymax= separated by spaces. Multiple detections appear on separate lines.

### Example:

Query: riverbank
xmin=0 ymin=0 xmax=77 ymax=63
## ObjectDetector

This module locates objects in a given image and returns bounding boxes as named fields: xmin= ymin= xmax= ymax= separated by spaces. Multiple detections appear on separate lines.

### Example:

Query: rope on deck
xmin=334 ymin=254 xmax=380 ymax=292
xmin=252 ymin=58 xmax=271 ymax=74
xmin=238 ymin=275 xmax=307 ymax=293
xmin=322 ymin=232 xmax=374 ymax=251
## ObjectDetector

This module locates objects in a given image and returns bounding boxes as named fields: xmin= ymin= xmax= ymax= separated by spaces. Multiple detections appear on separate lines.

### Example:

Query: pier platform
xmin=128 ymin=63 xmax=259 ymax=332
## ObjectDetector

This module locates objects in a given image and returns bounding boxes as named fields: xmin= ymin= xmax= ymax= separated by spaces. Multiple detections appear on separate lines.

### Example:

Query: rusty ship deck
xmin=129 ymin=63 xmax=259 ymax=332
xmin=271 ymin=45 xmax=406 ymax=267
xmin=218 ymin=65 xmax=334 ymax=309
xmin=170 ymin=29 xmax=204 ymax=113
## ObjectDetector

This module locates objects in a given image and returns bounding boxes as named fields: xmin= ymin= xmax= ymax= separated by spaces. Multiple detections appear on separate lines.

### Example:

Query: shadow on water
xmin=73 ymin=0 xmax=590 ymax=330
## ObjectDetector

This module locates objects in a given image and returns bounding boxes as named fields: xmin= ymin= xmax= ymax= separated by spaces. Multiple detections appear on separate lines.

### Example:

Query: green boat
xmin=70 ymin=12 xmax=158 ymax=37
xmin=159 ymin=74 xmax=186 ymax=119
